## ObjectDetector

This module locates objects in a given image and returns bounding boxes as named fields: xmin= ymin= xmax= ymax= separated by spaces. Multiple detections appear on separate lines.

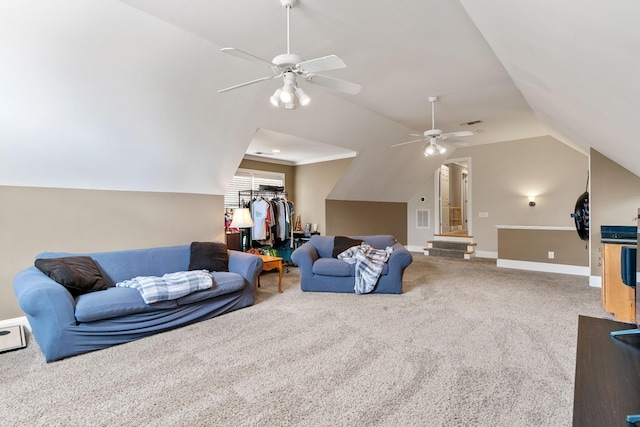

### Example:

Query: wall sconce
xmin=528 ymin=196 xmax=536 ymax=207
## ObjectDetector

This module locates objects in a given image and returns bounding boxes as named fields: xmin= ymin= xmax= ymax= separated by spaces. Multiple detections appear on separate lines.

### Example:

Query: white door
xmin=440 ymin=164 xmax=450 ymax=234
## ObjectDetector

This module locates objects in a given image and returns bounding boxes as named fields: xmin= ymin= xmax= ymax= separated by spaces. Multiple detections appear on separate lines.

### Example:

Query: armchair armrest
xmin=291 ymin=243 xmax=319 ymax=283
xmin=386 ymin=243 xmax=413 ymax=276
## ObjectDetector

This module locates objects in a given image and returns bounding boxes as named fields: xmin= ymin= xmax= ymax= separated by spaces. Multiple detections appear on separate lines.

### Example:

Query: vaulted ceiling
xmin=1 ymin=0 xmax=638 ymax=202
xmin=117 ymin=0 xmax=640 ymax=195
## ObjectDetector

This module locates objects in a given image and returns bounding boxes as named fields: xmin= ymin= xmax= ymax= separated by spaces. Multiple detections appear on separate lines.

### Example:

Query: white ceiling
xmin=106 ymin=0 xmax=639 ymax=194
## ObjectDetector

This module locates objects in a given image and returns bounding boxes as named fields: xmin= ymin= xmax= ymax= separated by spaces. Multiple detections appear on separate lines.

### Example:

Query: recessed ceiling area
xmin=244 ymin=128 xmax=357 ymax=165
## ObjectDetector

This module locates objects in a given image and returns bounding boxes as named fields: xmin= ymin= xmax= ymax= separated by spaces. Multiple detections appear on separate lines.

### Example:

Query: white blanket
xmin=338 ymin=243 xmax=393 ymax=294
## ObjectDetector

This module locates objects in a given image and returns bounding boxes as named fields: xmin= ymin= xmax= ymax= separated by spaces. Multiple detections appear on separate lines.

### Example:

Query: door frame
xmin=434 ymin=157 xmax=472 ymax=236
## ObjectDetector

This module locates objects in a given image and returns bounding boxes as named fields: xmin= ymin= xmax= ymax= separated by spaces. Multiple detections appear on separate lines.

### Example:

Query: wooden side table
xmin=258 ymin=255 xmax=283 ymax=293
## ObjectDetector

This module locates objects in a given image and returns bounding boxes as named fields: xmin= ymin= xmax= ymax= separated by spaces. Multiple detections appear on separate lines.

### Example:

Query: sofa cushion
xmin=188 ymin=241 xmax=229 ymax=272
xmin=309 ymin=236 xmax=336 ymax=259
xmin=75 ymin=287 xmax=178 ymax=323
xmin=332 ymin=236 xmax=364 ymax=258
xmin=312 ymin=258 xmax=354 ymax=277
xmin=176 ymin=271 xmax=245 ymax=305
xmin=35 ymin=256 xmax=109 ymax=296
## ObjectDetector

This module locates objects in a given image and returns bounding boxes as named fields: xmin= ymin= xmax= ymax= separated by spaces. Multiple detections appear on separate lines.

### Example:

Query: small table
xmin=258 ymin=255 xmax=283 ymax=294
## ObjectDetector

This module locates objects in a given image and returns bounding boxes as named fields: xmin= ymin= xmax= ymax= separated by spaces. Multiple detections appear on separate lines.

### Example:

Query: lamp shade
xmin=230 ymin=208 xmax=254 ymax=229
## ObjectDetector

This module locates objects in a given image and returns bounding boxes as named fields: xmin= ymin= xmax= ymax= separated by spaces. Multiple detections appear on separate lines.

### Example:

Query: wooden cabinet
xmin=602 ymin=243 xmax=636 ymax=323
xmin=226 ymin=232 xmax=242 ymax=251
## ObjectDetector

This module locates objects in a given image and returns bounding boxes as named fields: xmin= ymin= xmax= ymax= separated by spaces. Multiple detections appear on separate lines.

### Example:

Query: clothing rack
xmin=237 ymin=189 xmax=288 ymax=208
xmin=237 ymin=190 xmax=295 ymax=268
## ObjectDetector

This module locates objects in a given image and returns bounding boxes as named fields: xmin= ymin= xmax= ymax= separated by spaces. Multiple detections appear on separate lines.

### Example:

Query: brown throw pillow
xmin=332 ymin=236 xmax=365 ymax=258
xmin=35 ymin=256 xmax=108 ymax=296
xmin=188 ymin=241 xmax=229 ymax=272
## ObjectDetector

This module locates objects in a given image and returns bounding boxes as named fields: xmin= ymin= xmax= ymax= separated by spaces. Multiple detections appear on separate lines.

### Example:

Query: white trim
xmin=0 ymin=316 xmax=31 ymax=332
xmin=589 ymin=275 xmax=602 ymax=288
xmin=497 ymin=259 xmax=590 ymax=276
xmin=495 ymin=225 xmax=575 ymax=231
xmin=475 ymin=250 xmax=497 ymax=259
xmin=433 ymin=235 xmax=474 ymax=243
xmin=407 ymin=245 xmax=426 ymax=253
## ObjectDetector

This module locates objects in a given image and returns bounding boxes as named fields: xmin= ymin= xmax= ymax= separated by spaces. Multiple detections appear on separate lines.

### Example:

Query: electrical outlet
xmin=548 ymin=251 xmax=555 ymax=259
xmin=479 ymin=212 xmax=489 ymax=218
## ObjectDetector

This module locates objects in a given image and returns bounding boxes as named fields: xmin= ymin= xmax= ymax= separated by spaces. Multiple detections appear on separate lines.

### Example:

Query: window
xmin=224 ymin=168 xmax=285 ymax=208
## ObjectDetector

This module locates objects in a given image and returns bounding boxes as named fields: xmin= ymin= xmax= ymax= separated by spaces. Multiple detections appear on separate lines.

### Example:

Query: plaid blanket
xmin=338 ymin=243 xmax=393 ymax=294
xmin=116 ymin=270 xmax=213 ymax=304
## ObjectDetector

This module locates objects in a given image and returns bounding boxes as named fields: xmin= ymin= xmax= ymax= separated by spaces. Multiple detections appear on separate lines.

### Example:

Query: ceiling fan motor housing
xmin=280 ymin=0 xmax=297 ymax=8
xmin=273 ymin=53 xmax=305 ymax=70
xmin=424 ymin=129 xmax=443 ymax=137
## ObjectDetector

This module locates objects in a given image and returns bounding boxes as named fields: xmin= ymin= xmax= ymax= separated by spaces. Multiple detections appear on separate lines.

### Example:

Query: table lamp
xmin=230 ymin=208 xmax=254 ymax=251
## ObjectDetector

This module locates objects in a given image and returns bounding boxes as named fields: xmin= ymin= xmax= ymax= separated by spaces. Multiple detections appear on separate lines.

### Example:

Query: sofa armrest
xmin=227 ymin=250 xmax=263 ymax=288
xmin=13 ymin=266 xmax=78 ymax=359
xmin=291 ymin=242 xmax=320 ymax=280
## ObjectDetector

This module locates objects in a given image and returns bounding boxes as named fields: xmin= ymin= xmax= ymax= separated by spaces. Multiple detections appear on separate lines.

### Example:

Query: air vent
xmin=416 ymin=209 xmax=430 ymax=229
xmin=460 ymin=120 xmax=482 ymax=126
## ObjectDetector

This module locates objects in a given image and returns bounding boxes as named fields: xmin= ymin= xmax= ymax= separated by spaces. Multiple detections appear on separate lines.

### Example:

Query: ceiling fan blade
xmin=391 ymin=139 xmax=425 ymax=148
xmin=440 ymin=130 xmax=473 ymax=139
xmin=297 ymin=55 xmax=346 ymax=73
xmin=220 ymin=47 xmax=275 ymax=69
xmin=447 ymin=138 xmax=472 ymax=147
xmin=217 ymin=75 xmax=276 ymax=93
xmin=305 ymin=74 xmax=361 ymax=95
xmin=410 ymin=133 xmax=423 ymax=137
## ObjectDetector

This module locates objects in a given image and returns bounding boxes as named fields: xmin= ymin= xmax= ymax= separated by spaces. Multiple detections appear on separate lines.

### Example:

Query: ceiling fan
xmin=217 ymin=0 xmax=361 ymax=109
xmin=392 ymin=96 xmax=474 ymax=156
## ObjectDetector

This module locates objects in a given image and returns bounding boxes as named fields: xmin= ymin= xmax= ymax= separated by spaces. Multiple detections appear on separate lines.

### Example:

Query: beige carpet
xmin=1 ymin=255 xmax=608 ymax=426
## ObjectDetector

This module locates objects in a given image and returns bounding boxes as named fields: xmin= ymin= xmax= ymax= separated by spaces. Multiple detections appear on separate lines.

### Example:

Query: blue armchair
xmin=291 ymin=235 xmax=413 ymax=294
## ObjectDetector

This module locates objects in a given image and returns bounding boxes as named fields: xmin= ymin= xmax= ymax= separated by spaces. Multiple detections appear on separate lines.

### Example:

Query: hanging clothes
xmin=251 ymin=198 xmax=270 ymax=241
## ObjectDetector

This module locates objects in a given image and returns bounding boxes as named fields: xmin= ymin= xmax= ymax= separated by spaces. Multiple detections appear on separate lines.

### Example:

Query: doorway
xmin=437 ymin=158 xmax=471 ymax=236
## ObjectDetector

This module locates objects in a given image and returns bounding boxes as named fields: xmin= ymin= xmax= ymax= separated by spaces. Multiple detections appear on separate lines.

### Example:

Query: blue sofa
xmin=13 ymin=245 xmax=263 ymax=362
xmin=291 ymin=235 xmax=413 ymax=294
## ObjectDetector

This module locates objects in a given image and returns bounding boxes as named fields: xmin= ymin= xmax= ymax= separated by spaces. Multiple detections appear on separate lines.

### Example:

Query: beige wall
xmin=590 ymin=149 xmax=640 ymax=277
xmin=1 ymin=186 xmax=224 ymax=319
xmin=325 ymin=200 xmax=408 ymax=244
xmin=294 ymin=159 xmax=353 ymax=235
xmin=407 ymin=136 xmax=589 ymax=255
xmin=498 ymin=228 xmax=588 ymax=266
xmin=241 ymin=158 xmax=405 ymax=243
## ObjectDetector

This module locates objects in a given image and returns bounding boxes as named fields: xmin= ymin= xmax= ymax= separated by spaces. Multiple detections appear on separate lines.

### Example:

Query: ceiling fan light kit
xmin=392 ymin=96 xmax=474 ymax=156
xmin=218 ymin=0 xmax=361 ymax=110
xmin=424 ymin=139 xmax=446 ymax=157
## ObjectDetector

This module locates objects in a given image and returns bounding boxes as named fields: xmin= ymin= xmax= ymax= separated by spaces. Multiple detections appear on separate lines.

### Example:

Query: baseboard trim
xmin=0 ymin=316 xmax=31 ymax=332
xmin=589 ymin=275 xmax=602 ymax=288
xmin=497 ymin=259 xmax=589 ymax=276
xmin=475 ymin=251 xmax=497 ymax=259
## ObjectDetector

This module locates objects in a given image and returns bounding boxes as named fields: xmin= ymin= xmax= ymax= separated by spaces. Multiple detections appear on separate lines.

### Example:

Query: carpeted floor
xmin=0 ymin=254 xmax=609 ymax=426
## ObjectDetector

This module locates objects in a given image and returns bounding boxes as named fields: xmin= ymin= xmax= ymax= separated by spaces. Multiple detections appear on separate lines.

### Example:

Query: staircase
xmin=424 ymin=234 xmax=476 ymax=260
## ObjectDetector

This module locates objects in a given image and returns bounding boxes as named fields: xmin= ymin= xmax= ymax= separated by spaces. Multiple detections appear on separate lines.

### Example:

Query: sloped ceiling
xmin=1 ymin=0 xmax=637 ymax=201
xmin=115 ymin=0 xmax=640 ymax=193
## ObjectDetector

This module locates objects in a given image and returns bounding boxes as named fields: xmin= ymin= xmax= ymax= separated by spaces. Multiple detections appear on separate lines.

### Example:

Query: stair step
xmin=425 ymin=248 xmax=466 ymax=259
xmin=429 ymin=241 xmax=468 ymax=251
